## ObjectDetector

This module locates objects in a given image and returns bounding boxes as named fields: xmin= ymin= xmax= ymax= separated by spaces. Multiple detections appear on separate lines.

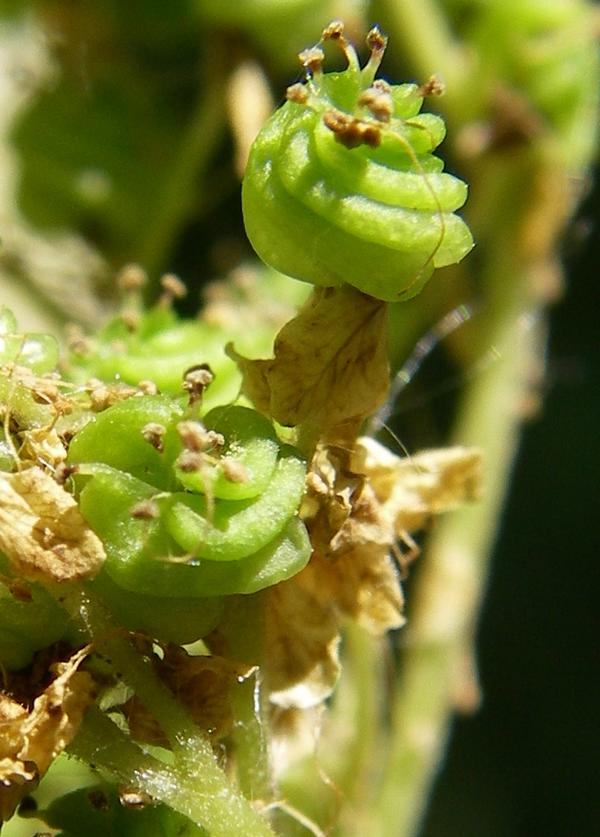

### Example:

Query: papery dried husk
xmin=0 ymin=647 xmax=94 ymax=821
xmin=0 ymin=467 xmax=105 ymax=583
xmin=265 ymin=439 xmax=482 ymax=710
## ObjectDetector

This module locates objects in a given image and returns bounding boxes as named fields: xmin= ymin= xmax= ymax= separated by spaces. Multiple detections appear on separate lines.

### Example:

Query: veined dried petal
xmin=228 ymin=285 xmax=389 ymax=444
xmin=266 ymin=571 xmax=341 ymax=709
xmin=0 ymin=467 xmax=105 ymax=582
xmin=0 ymin=648 xmax=94 ymax=821
xmin=352 ymin=438 xmax=482 ymax=532
xmin=298 ymin=440 xmax=481 ymax=639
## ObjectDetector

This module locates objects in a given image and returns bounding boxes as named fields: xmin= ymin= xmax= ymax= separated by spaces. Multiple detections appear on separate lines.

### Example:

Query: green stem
xmin=221 ymin=594 xmax=273 ymax=802
xmin=371 ymin=242 xmax=541 ymax=836
xmin=138 ymin=45 xmax=228 ymax=280
xmin=333 ymin=624 xmax=388 ymax=835
xmin=68 ymin=587 xmax=206 ymax=764
xmin=374 ymin=0 xmax=470 ymax=121
xmin=69 ymin=708 xmax=276 ymax=837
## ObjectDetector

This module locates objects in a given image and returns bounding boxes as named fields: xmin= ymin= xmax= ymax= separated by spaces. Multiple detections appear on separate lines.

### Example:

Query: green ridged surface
xmin=243 ymin=68 xmax=473 ymax=301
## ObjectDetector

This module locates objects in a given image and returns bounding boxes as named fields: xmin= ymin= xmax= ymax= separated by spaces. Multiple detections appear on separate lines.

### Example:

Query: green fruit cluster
xmin=0 ymin=306 xmax=310 ymax=662
xmin=67 ymin=300 xmax=242 ymax=405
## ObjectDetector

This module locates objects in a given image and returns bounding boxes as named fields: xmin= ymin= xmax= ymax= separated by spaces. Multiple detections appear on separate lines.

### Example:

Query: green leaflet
xmin=175 ymin=406 xmax=280 ymax=500
xmin=167 ymin=450 xmax=307 ymax=560
xmin=78 ymin=469 xmax=310 ymax=598
xmin=67 ymin=394 xmax=185 ymax=491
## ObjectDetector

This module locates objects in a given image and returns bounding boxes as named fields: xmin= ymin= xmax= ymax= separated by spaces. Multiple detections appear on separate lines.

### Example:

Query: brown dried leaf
xmin=299 ymin=440 xmax=482 ymax=638
xmin=225 ymin=347 xmax=272 ymax=415
xmin=352 ymin=438 xmax=483 ymax=532
xmin=0 ymin=647 xmax=94 ymax=821
xmin=261 ymin=440 xmax=481 ymax=708
xmin=0 ymin=467 xmax=105 ymax=582
xmin=330 ymin=545 xmax=405 ymax=635
xmin=125 ymin=645 xmax=256 ymax=745
xmin=228 ymin=286 xmax=389 ymax=444
xmin=265 ymin=570 xmax=341 ymax=709
xmin=301 ymin=446 xmax=405 ymax=635
xmin=18 ymin=427 xmax=67 ymax=470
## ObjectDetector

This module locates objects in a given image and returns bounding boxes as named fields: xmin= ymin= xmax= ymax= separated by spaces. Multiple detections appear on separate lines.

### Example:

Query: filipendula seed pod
xmin=242 ymin=22 xmax=474 ymax=302
xmin=67 ymin=399 xmax=310 ymax=619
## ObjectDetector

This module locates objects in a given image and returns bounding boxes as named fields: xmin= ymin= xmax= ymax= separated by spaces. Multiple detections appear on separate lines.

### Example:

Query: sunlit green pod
xmin=278 ymin=118 xmax=470 ymax=261
xmin=167 ymin=448 xmax=307 ymax=560
xmin=242 ymin=25 xmax=473 ymax=302
xmin=78 ymin=468 xmax=310 ymax=598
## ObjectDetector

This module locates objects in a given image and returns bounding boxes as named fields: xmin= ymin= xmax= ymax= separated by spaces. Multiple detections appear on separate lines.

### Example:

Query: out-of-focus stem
xmin=138 ymin=45 xmax=228 ymax=280
xmin=371 ymin=228 xmax=542 ymax=836
xmin=374 ymin=0 xmax=469 ymax=121
xmin=222 ymin=594 xmax=273 ymax=803
xmin=334 ymin=624 xmax=388 ymax=834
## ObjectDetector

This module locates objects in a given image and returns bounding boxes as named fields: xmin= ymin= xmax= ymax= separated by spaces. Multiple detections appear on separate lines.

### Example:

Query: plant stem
xmin=222 ymin=594 xmax=273 ymax=803
xmin=333 ymin=624 xmax=388 ymax=834
xmin=374 ymin=0 xmax=470 ymax=121
xmin=62 ymin=588 xmax=277 ymax=834
xmin=138 ymin=44 xmax=228 ymax=280
xmin=69 ymin=587 xmax=206 ymax=763
xmin=69 ymin=708 xmax=276 ymax=837
xmin=371 ymin=219 xmax=543 ymax=836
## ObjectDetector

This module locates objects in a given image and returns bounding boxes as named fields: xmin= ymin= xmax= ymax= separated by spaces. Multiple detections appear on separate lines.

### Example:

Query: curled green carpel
xmin=242 ymin=22 xmax=473 ymax=301
xmin=67 ymin=399 xmax=310 ymax=622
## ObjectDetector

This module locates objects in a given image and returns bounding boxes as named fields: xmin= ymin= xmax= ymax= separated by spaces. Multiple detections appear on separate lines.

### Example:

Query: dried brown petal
xmin=228 ymin=286 xmax=389 ymax=445
xmin=0 ymin=648 xmax=94 ymax=821
xmin=265 ymin=571 xmax=341 ymax=709
xmin=303 ymin=469 xmax=405 ymax=635
xmin=352 ymin=439 xmax=483 ymax=532
xmin=326 ymin=543 xmax=404 ymax=634
xmin=300 ymin=440 xmax=481 ymax=639
xmin=19 ymin=427 xmax=67 ymax=470
xmin=0 ymin=467 xmax=105 ymax=582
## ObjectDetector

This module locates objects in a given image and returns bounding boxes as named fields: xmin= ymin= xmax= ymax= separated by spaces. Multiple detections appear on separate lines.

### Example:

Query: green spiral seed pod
xmin=243 ymin=22 xmax=473 ymax=302
xmin=67 ymin=398 xmax=310 ymax=627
